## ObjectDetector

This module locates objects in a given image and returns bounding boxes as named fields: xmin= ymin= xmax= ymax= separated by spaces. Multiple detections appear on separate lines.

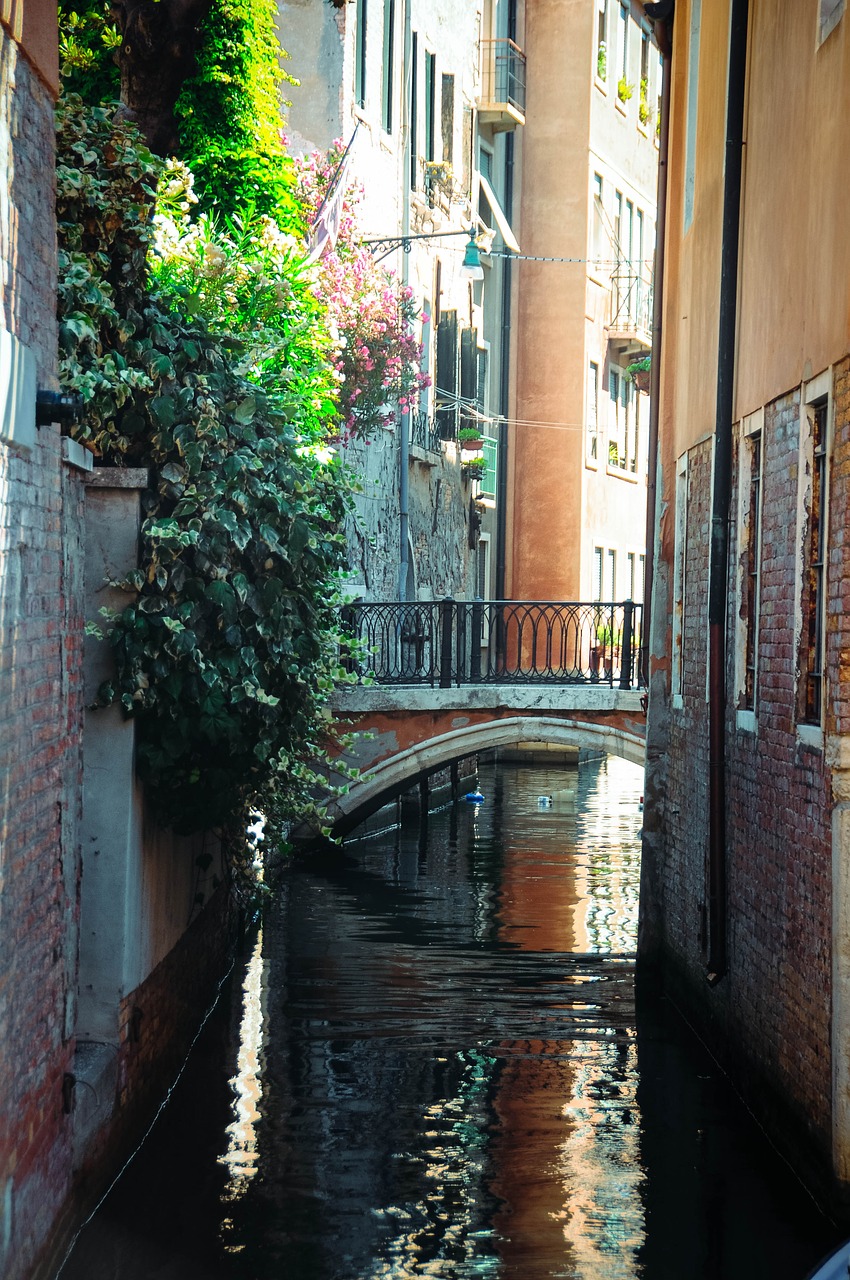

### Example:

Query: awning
xmin=476 ymin=172 xmax=521 ymax=254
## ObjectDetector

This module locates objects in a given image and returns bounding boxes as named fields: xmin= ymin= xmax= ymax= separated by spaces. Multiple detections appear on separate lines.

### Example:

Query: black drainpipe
xmin=641 ymin=0 xmax=674 ymax=687
xmin=495 ymin=0 xmax=517 ymax=609
xmin=706 ymin=0 xmax=749 ymax=984
xmin=495 ymin=128 xmax=514 ymax=608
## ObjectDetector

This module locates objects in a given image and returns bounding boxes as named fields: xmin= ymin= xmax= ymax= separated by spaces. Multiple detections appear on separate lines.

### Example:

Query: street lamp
xmin=364 ymin=228 xmax=486 ymax=271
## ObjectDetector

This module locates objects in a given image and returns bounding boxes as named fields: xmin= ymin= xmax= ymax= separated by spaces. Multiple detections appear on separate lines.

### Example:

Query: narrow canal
xmin=60 ymin=756 xmax=839 ymax=1279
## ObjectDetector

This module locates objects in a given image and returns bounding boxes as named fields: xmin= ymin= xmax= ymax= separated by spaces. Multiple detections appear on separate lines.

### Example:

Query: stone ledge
xmin=85 ymin=467 xmax=150 ymax=489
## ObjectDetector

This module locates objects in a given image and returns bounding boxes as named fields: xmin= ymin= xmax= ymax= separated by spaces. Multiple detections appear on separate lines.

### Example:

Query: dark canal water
xmin=59 ymin=757 xmax=840 ymax=1280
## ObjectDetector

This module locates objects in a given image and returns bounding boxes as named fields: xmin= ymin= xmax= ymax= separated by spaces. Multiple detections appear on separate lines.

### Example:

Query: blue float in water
xmin=464 ymin=791 xmax=485 ymax=803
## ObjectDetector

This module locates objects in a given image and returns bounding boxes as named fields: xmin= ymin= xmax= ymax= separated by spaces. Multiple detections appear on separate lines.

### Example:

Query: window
xmin=381 ymin=0 xmax=395 ymax=132
xmin=592 ymin=173 xmax=605 ymax=268
xmin=606 ymin=549 xmax=617 ymax=602
xmin=672 ymin=455 xmax=689 ymax=703
xmin=355 ymin=0 xmax=367 ymax=109
xmin=801 ymin=399 xmax=828 ymax=726
xmin=739 ymin=424 xmax=763 ymax=713
xmin=481 ymin=435 xmax=498 ymax=501
xmin=614 ymin=189 xmax=623 ymax=254
xmin=636 ymin=207 xmax=645 ymax=311
xmin=436 ymin=309 xmax=458 ymax=439
xmin=593 ymin=547 xmax=604 ymax=601
xmin=597 ymin=0 xmax=608 ymax=80
xmin=637 ymin=554 xmax=645 ymax=604
xmin=640 ymin=27 xmax=649 ymax=94
xmin=441 ymin=74 xmax=455 ymax=165
xmin=608 ymin=366 xmax=637 ymax=472
xmin=587 ymin=361 xmax=599 ymax=461
xmin=477 ymin=534 xmax=491 ymax=602
xmin=424 ymin=52 xmax=436 ymax=161
xmin=419 ymin=298 xmax=431 ymax=412
xmin=410 ymin=33 xmax=419 ymax=188
xmin=625 ymin=198 xmax=634 ymax=265
xmin=618 ymin=1 xmax=629 ymax=83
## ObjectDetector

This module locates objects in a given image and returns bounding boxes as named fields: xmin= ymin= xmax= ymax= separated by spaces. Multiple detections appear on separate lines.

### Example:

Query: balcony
xmin=607 ymin=269 xmax=653 ymax=354
xmin=478 ymin=39 xmax=527 ymax=131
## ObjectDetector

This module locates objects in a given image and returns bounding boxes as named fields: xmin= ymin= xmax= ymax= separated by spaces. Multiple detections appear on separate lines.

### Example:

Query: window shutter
xmin=436 ymin=310 xmax=458 ymax=439
xmin=460 ymin=327 xmax=478 ymax=433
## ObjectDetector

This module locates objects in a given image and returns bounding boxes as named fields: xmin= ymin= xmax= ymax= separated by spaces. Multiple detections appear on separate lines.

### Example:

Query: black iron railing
xmin=409 ymin=411 xmax=444 ymax=454
xmin=340 ymin=599 xmax=644 ymax=689
xmin=480 ymin=39 xmax=527 ymax=115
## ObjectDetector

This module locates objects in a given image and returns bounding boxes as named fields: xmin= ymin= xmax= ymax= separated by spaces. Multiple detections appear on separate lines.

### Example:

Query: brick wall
xmin=662 ymin=439 xmax=712 ymax=973
xmin=0 ymin=36 xmax=88 ymax=1280
xmin=655 ymin=377 xmax=844 ymax=1184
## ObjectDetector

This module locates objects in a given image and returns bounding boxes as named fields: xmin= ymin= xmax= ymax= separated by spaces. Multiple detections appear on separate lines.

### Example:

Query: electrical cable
xmin=54 ymin=955 xmax=237 ymax=1276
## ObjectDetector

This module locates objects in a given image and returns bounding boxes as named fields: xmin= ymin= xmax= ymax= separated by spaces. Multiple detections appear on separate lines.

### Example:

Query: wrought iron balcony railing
xmin=339 ymin=599 xmax=644 ymax=689
xmin=409 ymin=411 xmax=444 ymax=454
xmin=608 ymin=270 xmax=653 ymax=344
xmin=479 ymin=39 xmax=527 ymax=126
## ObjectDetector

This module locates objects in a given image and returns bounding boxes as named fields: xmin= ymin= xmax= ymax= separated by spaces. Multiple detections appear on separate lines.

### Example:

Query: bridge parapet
xmin=340 ymin=598 xmax=644 ymax=690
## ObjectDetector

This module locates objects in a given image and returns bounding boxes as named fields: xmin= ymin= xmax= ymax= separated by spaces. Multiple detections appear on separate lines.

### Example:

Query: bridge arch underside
xmin=327 ymin=710 xmax=645 ymax=835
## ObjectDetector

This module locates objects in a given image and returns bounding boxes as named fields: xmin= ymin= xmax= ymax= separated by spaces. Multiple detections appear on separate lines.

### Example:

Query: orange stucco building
xmin=507 ymin=0 xmax=658 ymax=611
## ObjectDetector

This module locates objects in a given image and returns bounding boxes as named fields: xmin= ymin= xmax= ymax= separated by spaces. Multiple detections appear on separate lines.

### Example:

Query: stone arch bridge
xmin=323 ymin=595 xmax=648 ymax=834
xmin=327 ymin=683 xmax=647 ymax=834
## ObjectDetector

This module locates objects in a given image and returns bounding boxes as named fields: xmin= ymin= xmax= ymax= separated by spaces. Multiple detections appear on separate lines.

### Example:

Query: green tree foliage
xmin=58 ymin=0 xmax=121 ymax=103
xmin=57 ymin=96 xmax=353 ymax=840
xmin=174 ymin=0 xmax=300 ymax=226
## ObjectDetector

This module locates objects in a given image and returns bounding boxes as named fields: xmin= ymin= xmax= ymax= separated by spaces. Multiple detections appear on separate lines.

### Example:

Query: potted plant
xmin=617 ymin=78 xmax=634 ymax=104
xmin=461 ymin=455 xmax=487 ymax=481
xmin=638 ymin=77 xmax=652 ymax=126
xmin=626 ymin=355 xmax=651 ymax=394
xmin=597 ymin=41 xmax=607 ymax=81
xmin=457 ymin=426 xmax=485 ymax=452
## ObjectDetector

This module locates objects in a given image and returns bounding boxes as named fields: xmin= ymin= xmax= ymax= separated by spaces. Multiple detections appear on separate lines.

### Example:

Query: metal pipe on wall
xmin=641 ymin=0 xmax=673 ymax=686
xmin=706 ymin=0 xmax=749 ymax=983
xmin=399 ymin=0 xmax=412 ymax=601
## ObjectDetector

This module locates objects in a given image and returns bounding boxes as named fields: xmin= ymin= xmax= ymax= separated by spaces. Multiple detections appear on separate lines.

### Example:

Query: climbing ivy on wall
xmin=56 ymin=96 xmax=353 ymax=842
xmin=174 ymin=0 xmax=300 ymax=226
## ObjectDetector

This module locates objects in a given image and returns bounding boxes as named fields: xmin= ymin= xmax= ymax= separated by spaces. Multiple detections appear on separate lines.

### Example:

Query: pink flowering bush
xmin=294 ymin=142 xmax=429 ymax=440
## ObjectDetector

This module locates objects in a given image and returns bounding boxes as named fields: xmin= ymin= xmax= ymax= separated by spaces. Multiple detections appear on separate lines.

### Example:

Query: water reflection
xmin=59 ymin=757 xmax=837 ymax=1280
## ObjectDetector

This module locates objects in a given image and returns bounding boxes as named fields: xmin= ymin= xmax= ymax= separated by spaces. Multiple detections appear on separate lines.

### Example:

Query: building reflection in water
xmin=219 ymin=926 xmax=267 ymax=1251
xmin=214 ymin=756 xmax=648 ymax=1278
xmin=57 ymin=756 xmax=834 ymax=1280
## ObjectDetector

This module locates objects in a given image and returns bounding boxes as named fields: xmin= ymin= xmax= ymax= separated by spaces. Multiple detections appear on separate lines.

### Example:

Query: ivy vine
xmin=57 ymin=96 xmax=354 ymax=841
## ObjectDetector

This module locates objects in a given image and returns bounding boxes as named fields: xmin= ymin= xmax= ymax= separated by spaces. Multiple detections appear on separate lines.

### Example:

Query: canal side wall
xmin=0 ymin=34 xmax=241 ymax=1278
xmin=643 ymin=361 xmax=850 ymax=1207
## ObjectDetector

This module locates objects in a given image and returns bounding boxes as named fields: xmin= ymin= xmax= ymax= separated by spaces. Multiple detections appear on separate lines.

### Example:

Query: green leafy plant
xmin=597 ymin=41 xmax=607 ymax=81
xmin=58 ymin=0 xmax=121 ymax=102
xmin=174 ymin=0 xmax=301 ymax=227
xmin=462 ymin=456 xmax=487 ymax=479
xmin=638 ymin=77 xmax=652 ymax=126
xmin=457 ymin=426 xmax=485 ymax=445
xmin=617 ymin=78 xmax=634 ymax=103
xmin=626 ymin=354 xmax=651 ymax=392
xmin=56 ymin=96 xmax=354 ymax=842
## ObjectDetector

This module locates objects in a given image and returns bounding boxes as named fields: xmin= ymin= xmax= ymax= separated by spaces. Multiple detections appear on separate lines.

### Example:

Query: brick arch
xmin=327 ymin=711 xmax=645 ymax=833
